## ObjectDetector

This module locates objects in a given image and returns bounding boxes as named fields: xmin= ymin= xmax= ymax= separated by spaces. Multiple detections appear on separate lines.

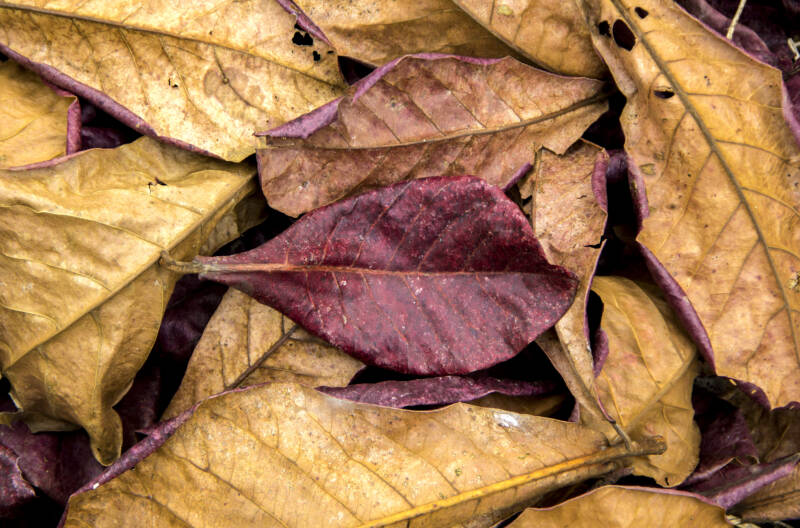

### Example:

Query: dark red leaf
xmin=0 ymin=444 xmax=35 ymax=518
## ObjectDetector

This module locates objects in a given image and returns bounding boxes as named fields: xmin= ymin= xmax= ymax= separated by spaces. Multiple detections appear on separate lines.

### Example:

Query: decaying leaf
xmin=163 ymin=288 xmax=363 ymax=419
xmin=0 ymin=137 xmax=258 ymax=464
xmin=0 ymin=60 xmax=77 ymax=168
xmin=257 ymin=54 xmax=608 ymax=216
xmin=0 ymin=444 xmax=35 ymax=517
xmin=289 ymin=0 xmax=517 ymax=66
xmin=452 ymin=0 xmax=606 ymax=77
xmin=506 ymin=486 xmax=731 ymax=527
xmin=164 ymin=176 xmax=579 ymax=375
xmin=578 ymin=0 xmax=800 ymax=407
xmin=735 ymin=464 xmax=800 ymax=522
xmin=0 ymin=0 xmax=346 ymax=161
xmin=586 ymin=276 xmax=700 ymax=486
xmin=62 ymin=383 xmax=664 ymax=527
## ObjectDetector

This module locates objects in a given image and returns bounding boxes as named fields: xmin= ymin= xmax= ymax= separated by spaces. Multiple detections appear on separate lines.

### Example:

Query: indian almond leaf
xmin=0 ymin=60 xmax=78 ymax=169
xmin=576 ymin=0 xmax=800 ymax=407
xmin=256 ymin=54 xmax=608 ymax=217
xmin=0 ymin=0 xmax=346 ymax=162
xmin=585 ymin=276 xmax=700 ymax=486
xmin=61 ymin=383 xmax=666 ymax=528
xmin=451 ymin=0 xmax=607 ymax=78
xmin=0 ymin=443 xmax=35 ymax=517
xmin=162 ymin=288 xmax=363 ymax=420
xmin=735 ymin=464 xmax=800 ymax=522
xmin=468 ymin=392 xmax=567 ymax=417
xmin=318 ymin=375 xmax=557 ymax=408
xmin=505 ymin=486 xmax=731 ymax=527
xmin=162 ymin=176 xmax=579 ymax=376
xmin=0 ymin=137 xmax=260 ymax=465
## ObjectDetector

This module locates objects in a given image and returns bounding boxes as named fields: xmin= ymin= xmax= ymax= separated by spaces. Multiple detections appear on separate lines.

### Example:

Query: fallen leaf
xmin=256 ymin=54 xmax=608 ymax=216
xmin=0 ymin=443 xmax=35 ymax=517
xmin=162 ymin=288 xmax=363 ymax=419
xmin=452 ymin=0 xmax=606 ymax=77
xmin=288 ymin=0 xmax=517 ymax=66
xmin=736 ymin=464 xmax=800 ymax=522
xmin=469 ymin=392 xmax=567 ymax=417
xmin=165 ymin=176 xmax=579 ymax=375
xmin=587 ymin=276 xmax=700 ymax=486
xmin=0 ymin=0 xmax=346 ymax=161
xmin=506 ymin=485 xmax=731 ymax=527
xmin=577 ymin=0 xmax=800 ymax=407
xmin=0 ymin=60 xmax=77 ymax=168
xmin=0 ymin=137 xmax=258 ymax=464
xmin=62 ymin=383 xmax=664 ymax=527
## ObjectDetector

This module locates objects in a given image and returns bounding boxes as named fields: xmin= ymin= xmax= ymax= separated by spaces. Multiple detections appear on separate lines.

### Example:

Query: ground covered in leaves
xmin=1 ymin=0 xmax=799 ymax=526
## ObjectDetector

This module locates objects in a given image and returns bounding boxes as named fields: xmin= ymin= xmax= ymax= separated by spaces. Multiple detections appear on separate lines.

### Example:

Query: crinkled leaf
xmin=452 ymin=0 xmax=606 ymax=77
xmin=586 ymin=277 xmax=700 ymax=486
xmin=163 ymin=288 xmax=363 ymax=419
xmin=256 ymin=54 xmax=607 ymax=216
xmin=0 ymin=443 xmax=35 ymax=518
xmin=173 ymin=176 xmax=579 ymax=375
xmin=0 ymin=0 xmax=346 ymax=161
xmin=578 ymin=0 xmax=800 ymax=407
xmin=736 ymin=464 xmax=800 ymax=522
xmin=62 ymin=383 xmax=664 ymax=528
xmin=0 ymin=137 xmax=257 ymax=464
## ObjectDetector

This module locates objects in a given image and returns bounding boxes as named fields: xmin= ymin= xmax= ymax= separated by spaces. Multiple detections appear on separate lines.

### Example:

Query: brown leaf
xmin=452 ymin=0 xmax=606 ymax=77
xmin=577 ymin=0 xmax=800 ymax=407
xmin=506 ymin=486 xmax=731 ymax=527
xmin=257 ymin=54 xmax=608 ymax=216
xmin=0 ymin=137 xmax=257 ymax=465
xmin=736 ymin=464 xmax=800 ymax=522
xmin=0 ymin=60 xmax=76 ymax=168
xmin=62 ymin=383 xmax=665 ymax=527
xmin=162 ymin=288 xmax=363 ymax=419
xmin=586 ymin=277 xmax=700 ymax=486
xmin=290 ymin=0 xmax=517 ymax=66
xmin=0 ymin=0 xmax=346 ymax=161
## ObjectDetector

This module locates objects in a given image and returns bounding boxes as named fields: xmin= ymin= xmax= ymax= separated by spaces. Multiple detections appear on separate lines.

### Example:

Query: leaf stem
xmin=159 ymin=252 xmax=207 ymax=274
xmin=726 ymin=0 xmax=747 ymax=40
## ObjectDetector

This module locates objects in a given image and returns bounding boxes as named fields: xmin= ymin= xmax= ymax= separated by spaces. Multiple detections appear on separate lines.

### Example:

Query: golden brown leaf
xmin=163 ymin=288 xmax=363 ymax=419
xmin=577 ymin=0 xmax=800 ymax=407
xmin=507 ymin=486 xmax=731 ymax=527
xmin=63 ymin=383 xmax=665 ymax=527
xmin=736 ymin=464 xmax=800 ymax=522
xmin=0 ymin=137 xmax=257 ymax=464
xmin=452 ymin=0 xmax=606 ymax=77
xmin=0 ymin=0 xmax=346 ymax=161
xmin=587 ymin=277 xmax=700 ymax=486
xmin=0 ymin=60 xmax=74 ymax=168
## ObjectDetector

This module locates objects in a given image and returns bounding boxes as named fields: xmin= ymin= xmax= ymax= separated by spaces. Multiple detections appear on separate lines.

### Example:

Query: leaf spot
xmin=497 ymin=4 xmax=514 ymax=16
xmin=292 ymin=31 xmax=314 ymax=47
xmin=598 ymin=21 xmax=611 ymax=37
xmin=789 ymin=272 xmax=800 ymax=292
xmin=634 ymin=7 xmax=649 ymax=18
xmin=654 ymin=89 xmax=675 ymax=99
xmin=612 ymin=20 xmax=636 ymax=51
xmin=494 ymin=412 xmax=520 ymax=428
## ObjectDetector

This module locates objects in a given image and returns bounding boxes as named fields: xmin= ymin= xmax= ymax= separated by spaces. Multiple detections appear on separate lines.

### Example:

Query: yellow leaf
xmin=0 ymin=137 xmax=258 ymax=464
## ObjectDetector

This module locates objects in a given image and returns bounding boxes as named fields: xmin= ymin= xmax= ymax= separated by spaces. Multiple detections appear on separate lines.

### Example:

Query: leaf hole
xmin=598 ymin=21 xmax=611 ymax=37
xmin=634 ymin=7 xmax=649 ymax=18
xmin=312 ymin=50 xmax=321 ymax=62
xmin=654 ymin=89 xmax=675 ymax=99
xmin=612 ymin=20 xmax=636 ymax=50
xmin=292 ymin=31 xmax=314 ymax=46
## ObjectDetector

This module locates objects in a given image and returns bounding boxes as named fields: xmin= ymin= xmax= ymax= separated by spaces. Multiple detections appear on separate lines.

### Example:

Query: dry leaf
xmin=736 ymin=465 xmax=800 ymax=522
xmin=257 ymin=54 xmax=607 ymax=216
xmin=290 ymin=0 xmax=517 ymax=66
xmin=0 ymin=137 xmax=257 ymax=464
xmin=587 ymin=276 xmax=700 ymax=486
xmin=507 ymin=486 xmax=731 ymax=527
xmin=163 ymin=288 xmax=363 ymax=419
xmin=452 ymin=0 xmax=606 ymax=77
xmin=0 ymin=0 xmax=346 ymax=161
xmin=577 ymin=0 xmax=800 ymax=407
xmin=62 ymin=383 xmax=664 ymax=527
xmin=0 ymin=60 xmax=76 ymax=168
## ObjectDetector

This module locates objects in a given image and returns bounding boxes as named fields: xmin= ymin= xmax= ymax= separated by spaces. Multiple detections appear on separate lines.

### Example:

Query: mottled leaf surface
xmin=257 ymin=54 xmax=607 ymax=216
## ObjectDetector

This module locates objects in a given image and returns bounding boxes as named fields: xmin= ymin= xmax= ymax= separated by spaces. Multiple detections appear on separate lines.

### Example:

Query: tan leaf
xmin=469 ymin=393 xmax=567 ymax=417
xmin=736 ymin=464 xmax=800 ymax=522
xmin=0 ymin=0 xmax=346 ymax=161
xmin=586 ymin=276 xmax=700 ymax=486
xmin=576 ymin=0 xmax=800 ymax=407
xmin=291 ymin=0 xmax=517 ymax=66
xmin=452 ymin=0 xmax=606 ymax=77
xmin=0 ymin=137 xmax=257 ymax=464
xmin=507 ymin=486 xmax=731 ymax=527
xmin=63 ymin=383 xmax=665 ymax=527
xmin=163 ymin=288 xmax=364 ymax=419
xmin=0 ymin=60 xmax=75 ymax=168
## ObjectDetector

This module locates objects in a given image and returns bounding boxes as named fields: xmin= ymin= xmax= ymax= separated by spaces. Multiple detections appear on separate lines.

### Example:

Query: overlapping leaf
xmin=735 ymin=465 xmax=800 ymax=522
xmin=578 ymin=0 xmax=800 ymax=407
xmin=0 ymin=137 xmax=258 ymax=464
xmin=0 ymin=0 xmax=346 ymax=161
xmin=257 ymin=54 xmax=607 ymax=216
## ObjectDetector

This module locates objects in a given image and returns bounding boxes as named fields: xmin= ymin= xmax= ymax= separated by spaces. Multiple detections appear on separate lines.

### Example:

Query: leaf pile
xmin=0 ymin=0 xmax=799 ymax=526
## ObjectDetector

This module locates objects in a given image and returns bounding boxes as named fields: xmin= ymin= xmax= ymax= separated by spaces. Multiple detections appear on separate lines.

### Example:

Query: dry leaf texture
xmin=0 ymin=0 xmax=346 ymax=161
xmin=736 ymin=464 xmax=800 ymax=522
xmin=0 ymin=137 xmax=256 ymax=464
xmin=257 ymin=54 xmax=607 ymax=216
xmin=579 ymin=0 xmax=800 ymax=407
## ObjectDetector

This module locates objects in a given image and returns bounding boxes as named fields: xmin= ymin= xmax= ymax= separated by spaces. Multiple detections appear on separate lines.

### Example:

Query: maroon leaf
xmin=0 ymin=444 xmax=35 ymax=518
xmin=166 ymin=176 xmax=578 ymax=375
